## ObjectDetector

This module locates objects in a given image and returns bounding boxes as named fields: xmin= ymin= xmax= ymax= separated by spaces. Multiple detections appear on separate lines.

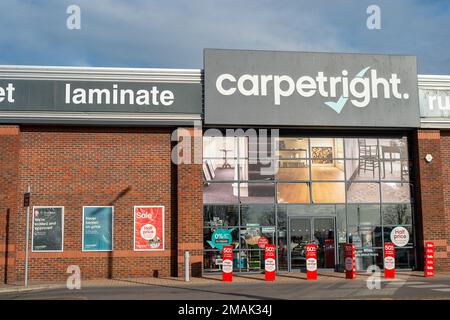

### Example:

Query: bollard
xmin=344 ymin=243 xmax=356 ymax=279
xmin=424 ymin=241 xmax=434 ymax=277
xmin=384 ymin=242 xmax=395 ymax=278
xmin=184 ymin=251 xmax=190 ymax=282
xmin=306 ymin=243 xmax=317 ymax=280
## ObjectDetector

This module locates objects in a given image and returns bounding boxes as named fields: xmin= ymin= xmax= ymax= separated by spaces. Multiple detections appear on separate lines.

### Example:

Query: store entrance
xmin=288 ymin=217 xmax=336 ymax=271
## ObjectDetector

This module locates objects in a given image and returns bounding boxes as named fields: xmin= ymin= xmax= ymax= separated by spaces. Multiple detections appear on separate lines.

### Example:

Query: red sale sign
xmin=384 ymin=242 xmax=395 ymax=278
xmin=222 ymin=245 xmax=233 ymax=282
xmin=264 ymin=244 xmax=276 ymax=281
xmin=306 ymin=243 xmax=317 ymax=280
xmin=424 ymin=241 xmax=434 ymax=278
xmin=134 ymin=206 xmax=165 ymax=251
xmin=258 ymin=236 xmax=269 ymax=249
xmin=344 ymin=244 xmax=356 ymax=280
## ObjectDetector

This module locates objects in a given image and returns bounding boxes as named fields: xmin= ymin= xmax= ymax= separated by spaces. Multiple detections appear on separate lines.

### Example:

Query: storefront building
xmin=0 ymin=49 xmax=449 ymax=283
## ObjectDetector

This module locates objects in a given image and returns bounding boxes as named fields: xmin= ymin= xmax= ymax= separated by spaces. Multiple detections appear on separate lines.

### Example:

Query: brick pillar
xmin=0 ymin=126 xmax=20 ymax=284
xmin=176 ymin=127 xmax=203 ymax=277
xmin=415 ymin=129 xmax=449 ymax=272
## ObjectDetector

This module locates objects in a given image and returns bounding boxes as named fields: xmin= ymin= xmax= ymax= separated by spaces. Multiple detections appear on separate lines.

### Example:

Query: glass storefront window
xmin=240 ymin=205 xmax=275 ymax=226
xmin=344 ymin=138 xmax=378 ymax=159
xmin=204 ymin=205 xmax=239 ymax=227
xmin=203 ymin=134 xmax=415 ymax=273
xmin=202 ymin=159 xmax=237 ymax=182
xmin=311 ymin=161 xmax=345 ymax=181
xmin=312 ymin=182 xmax=345 ymax=203
xmin=382 ymin=204 xmax=412 ymax=225
xmin=355 ymin=248 xmax=383 ymax=271
xmin=347 ymin=205 xmax=381 ymax=225
xmin=349 ymin=225 xmax=383 ymax=248
xmin=240 ymin=158 xmax=275 ymax=181
xmin=276 ymin=138 xmax=309 ymax=159
xmin=347 ymin=182 xmax=381 ymax=203
xmin=277 ymin=205 xmax=288 ymax=271
xmin=239 ymin=182 xmax=275 ymax=204
xmin=395 ymin=248 xmax=416 ymax=269
xmin=310 ymin=138 xmax=344 ymax=159
xmin=203 ymin=250 xmax=222 ymax=272
xmin=276 ymin=160 xmax=310 ymax=181
xmin=378 ymin=137 xmax=408 ymax=159
xmin=336 ymin=205 xmax=347 ymax=243
xmin=203 ymin=182 xmax=239 ymax=204
xmin=236 ymin=250 xmax=264 ymax=272
xmin=277 ymin=183 xmax=310 ymax=203
xmin=380 ymin=160 xmax=410 ymax=182
xmin=345 ymin=158 xmax=380 ymax=181
xmin=203 ymin=136 xmax=238 ymax=159
xmin=381 ymin=182 xmax=411 ymax=203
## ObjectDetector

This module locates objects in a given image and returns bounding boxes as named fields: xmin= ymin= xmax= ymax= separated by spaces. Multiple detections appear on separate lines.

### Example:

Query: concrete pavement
xmin=1 ymin=271 xmax=450 ymax=300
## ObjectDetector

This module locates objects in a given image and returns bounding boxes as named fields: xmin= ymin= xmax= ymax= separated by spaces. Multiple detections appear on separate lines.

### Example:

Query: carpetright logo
xmin=215 ymin=67 xmax=410 ymax=113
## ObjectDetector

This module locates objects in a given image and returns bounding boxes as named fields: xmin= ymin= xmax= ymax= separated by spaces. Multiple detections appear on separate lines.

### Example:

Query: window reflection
xmin=382 ymin=204 xmax=412 ymax=225
xmin=240 ymin=205 xmax=275 ymax=226
xmin=347 ymin=205 xmax=381 ymax=225
xmin=204 ymin=205 xmax=239 ymax=227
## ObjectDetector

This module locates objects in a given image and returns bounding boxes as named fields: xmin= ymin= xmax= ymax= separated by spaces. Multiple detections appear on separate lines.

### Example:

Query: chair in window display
xmin=380 ymin=139 xmax=409 ymax=182
xmin=357 ymin=139 xmax=379 ymax=178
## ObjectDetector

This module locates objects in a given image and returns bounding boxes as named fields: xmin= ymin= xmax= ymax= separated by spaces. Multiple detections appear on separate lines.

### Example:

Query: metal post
xmin=184 ymin=251 xmax=190 ymax=282
xmin=24 ymin=185 xmax=31 ymax=288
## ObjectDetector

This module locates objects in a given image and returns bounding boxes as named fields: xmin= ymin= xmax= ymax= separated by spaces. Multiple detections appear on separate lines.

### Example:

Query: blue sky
xmin=0 ymin=0 xmax=449 ymax=74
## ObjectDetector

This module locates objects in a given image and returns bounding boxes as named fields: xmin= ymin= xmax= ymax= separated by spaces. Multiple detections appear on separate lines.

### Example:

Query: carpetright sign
xmin=204 ymin=49 xmax=420 ymax=127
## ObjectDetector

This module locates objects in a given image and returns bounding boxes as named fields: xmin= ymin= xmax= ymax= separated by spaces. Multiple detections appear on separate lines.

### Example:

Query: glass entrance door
xmin=288 ymin=217 xmax=336 ymax=271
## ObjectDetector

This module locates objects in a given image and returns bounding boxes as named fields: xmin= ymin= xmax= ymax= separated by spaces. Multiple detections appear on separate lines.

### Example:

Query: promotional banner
xmin=258 ymin=236 xmax=269 ymax=249
xmin=384 ymin=242 xmax=396 ymax=278
xmin=134 ymin=206 xmax=165 ymax=251
xmin=207 ymin=228 xmax=235 ymax=250
xmin=264 ymin=244 xmax=276 ymax=281
xmin=306 ymin=243 xmax=317 ymax=280
xmin=344 ymin=244 xmax=356 ymax=279
xmin=424 ymin=241 xmax=435 ymax=278
xmin=222 ymin=245 xmax=233 ymax=282
xmin=82 ymin=206 xmax=113 ymax=251
xmin=390 ymin=226 xmax=409 ymax=247
xmin=32 ymin=206 xmax=64 ymax=252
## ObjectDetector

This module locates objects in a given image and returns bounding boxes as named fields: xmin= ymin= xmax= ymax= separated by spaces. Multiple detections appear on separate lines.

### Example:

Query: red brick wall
xmin=415 ymin=129 xmax=450 ymax=271
xmin=441 ymin=131 xmax=450 ymax=268
xmin=0 ymin=126 xmax=20 ymax=284
xmin=0 ymin=125 xmax=203 ymax=284
xmin=176 ymin=127 xmax=203 ymax=277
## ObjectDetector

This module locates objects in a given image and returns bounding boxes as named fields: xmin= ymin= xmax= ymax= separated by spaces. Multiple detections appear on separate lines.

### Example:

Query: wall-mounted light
xmin=425 ymin=154 xmax=433 ymax=163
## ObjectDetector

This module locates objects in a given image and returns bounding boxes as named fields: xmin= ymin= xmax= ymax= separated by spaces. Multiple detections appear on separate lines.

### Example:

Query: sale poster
xmin=32 ymin=206 xmax=64 ymax=252
xmin=134 ymin=206 xmax=165 ymax=251
xmin=82 ymin=206 xmax=113 ymax=251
